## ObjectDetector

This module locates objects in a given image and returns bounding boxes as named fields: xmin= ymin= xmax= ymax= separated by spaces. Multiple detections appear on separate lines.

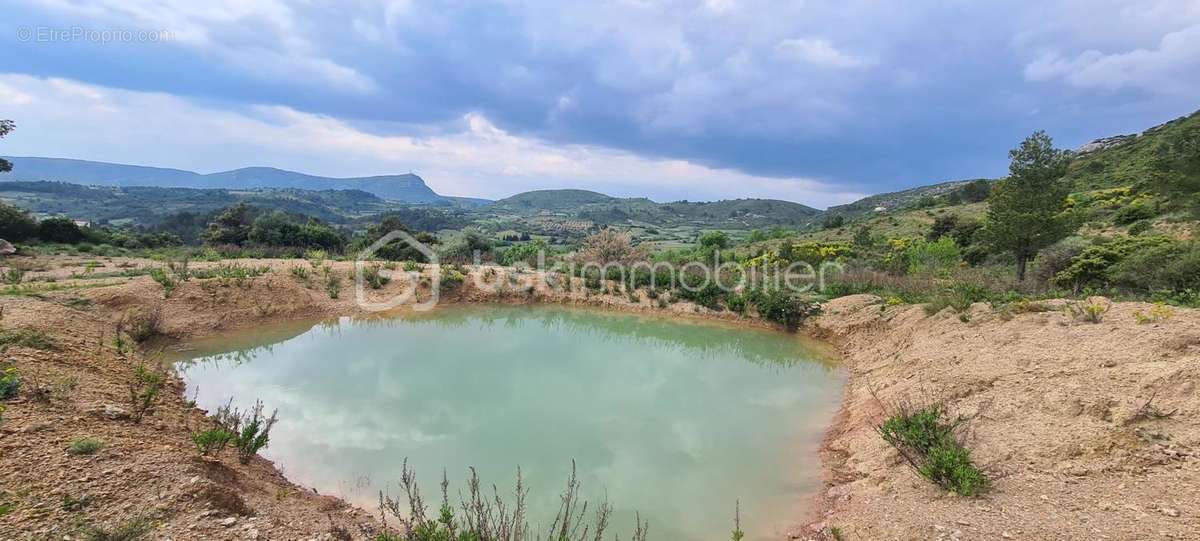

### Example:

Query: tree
xmin=983 ymin=131 xmax=1073 ymax=281
xmin=203 ymin=203 xmax=257 ymax=246
xmin=0 ymin=201 xmax=37 ymax=241
xmin=958 ymin=180 xmax=992 ymax=203
xmin=927 ymin=214 xmax=960 ymax=241
xmin=37 ymin=217 xmax=85 ymax=244
xmin=0 ymin=120 xmax=14 ymax=173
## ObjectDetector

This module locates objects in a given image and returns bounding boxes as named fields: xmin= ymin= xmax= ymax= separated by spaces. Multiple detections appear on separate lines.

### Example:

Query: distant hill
xmin=487 ymin=189 xmax=822 ymax=232
xmin=0 ymin=157 xmax=454 ymax=203
xmin=0 ymin=181 xmax=405 ymax=225
xmin=825 ymin=179 xmax=988 ymax=219
xmin=1065 ymin=109 xmax=1200 ymax=192
xmin=493 ymin=189 xmax=616 ymax=210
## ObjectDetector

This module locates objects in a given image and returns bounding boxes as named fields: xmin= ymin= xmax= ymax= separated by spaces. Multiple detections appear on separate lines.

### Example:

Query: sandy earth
xmin=804 ymin=295 xmax=1199 ymax=540
xmin=1 ymin=255 xmax=1197 ymax=539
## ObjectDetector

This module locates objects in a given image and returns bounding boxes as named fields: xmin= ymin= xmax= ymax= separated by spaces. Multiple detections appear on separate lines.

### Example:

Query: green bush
xmin=191 ymin=428 xmax=235 ymax=456
xmin=904 ymin=237 xmax=962 ymax=276
xmin=925 ymin=282 xmax=994 ymax=314
xmin=148 ymin=268 xmax=177 ymax=297
xmin=1112 ymin=198 xmax=1157 ymax=225
xmin=363 ymin=264 xmax=391 ymax=289
xmin=231 ymin=401 xmax=278 ymax=464
xmin=0 ymin=365 xmax=20 ymax=399
xmin=1054 ymin=236 xmax=1174 ymax=290
xmin=878 ymin=402 xmax=988 ymax=496
xmin=128 ymin=365 xmax=164 ymax=423
xmin=81 ymin=516 xmax=153 ymax=541
xmin=1110 ymin=240 xmax=1200 ymax=295
xmin=750 ymin=289 xmax=820 ymax=329
xmin=37 ymin=217 xmax=85 ymax=244
xmin=68 ymin=437 xmax=104 ymax=455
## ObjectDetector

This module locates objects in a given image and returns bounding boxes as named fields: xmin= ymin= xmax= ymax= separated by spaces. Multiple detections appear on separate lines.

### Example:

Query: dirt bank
xmin=803 ymin=294 xmax=1199 ymax=540
xmin=1 ymin=256 xmax=1197 ymax=539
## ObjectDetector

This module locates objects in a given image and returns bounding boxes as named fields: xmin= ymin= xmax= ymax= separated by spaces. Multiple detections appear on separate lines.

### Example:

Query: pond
xmin=171 ymin=304 xmax=843 ymax=540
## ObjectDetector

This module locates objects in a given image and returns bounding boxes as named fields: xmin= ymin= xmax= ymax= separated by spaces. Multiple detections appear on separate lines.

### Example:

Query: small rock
xmin=220 ymin=517 xmax=238 ymax=527
xmin=247 ymin=528 xmax=260 ymax=540
xmin=90 ymin=404 xmax=131 ymax=421
xmin=1160 ymin=507 xmax=1180 ymax=518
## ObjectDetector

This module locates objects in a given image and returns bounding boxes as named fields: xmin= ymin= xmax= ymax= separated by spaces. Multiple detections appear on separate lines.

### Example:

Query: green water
xmin=172 ymin=304 xmax=843 ymax=540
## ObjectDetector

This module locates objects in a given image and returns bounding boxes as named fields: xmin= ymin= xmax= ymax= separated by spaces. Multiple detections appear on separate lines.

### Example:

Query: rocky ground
xmin=805 ymin=295 xmax=1199 ymax=540
xmin=1 ymin=255 xmax=1197 ymax=539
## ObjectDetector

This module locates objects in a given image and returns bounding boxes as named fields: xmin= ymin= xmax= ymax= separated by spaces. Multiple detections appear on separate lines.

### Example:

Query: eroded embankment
xmin=803 ymin=295 xmax=1200 ymax=540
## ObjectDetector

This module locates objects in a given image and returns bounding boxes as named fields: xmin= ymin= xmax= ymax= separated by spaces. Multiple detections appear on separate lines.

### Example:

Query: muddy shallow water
xmin=171 ymin=304 xmax=843 ymax=540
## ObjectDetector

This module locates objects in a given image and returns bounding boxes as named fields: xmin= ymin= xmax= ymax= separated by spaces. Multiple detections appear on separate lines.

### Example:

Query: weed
xmin=402 ymin=260 xmax=422 ymax=272
xmin=377 ymin=460 xmax=648 ymax=541
xmin=1068 ymin=300 xmax=1108 ymax=323
xmin=122 ymin=307 xmax=162 ymax=343
xmin=68 ymin=437 xmax=104 ymax=455
xmin=364 ymin=264 xmax=391 ymax=289
xmin=81 ymin=516 xmax=153 ymax=541
xmin=877 ymin=401 xmax=988 ymax=496
xmin=127 ymin=365 xmax=164 ymax=423
xmin=289 ymin=265 xmax=311 ymax=284
xmin=191 ymin=428 xmax=235 ymax=456
xmin=1134 ymin=302 xmax=1174 ymax=324
xmin=2 ymin=268 xmax=25 ymax=285
xmin=62 ymin=492 xmax=93 ymax=512
xmin=148 ymin=267 xmax=177 ymax=298
xmin=324 ymin=267 xmax=342 ymax=299
xmin=0 ymin=328 xmax=58 ymax=351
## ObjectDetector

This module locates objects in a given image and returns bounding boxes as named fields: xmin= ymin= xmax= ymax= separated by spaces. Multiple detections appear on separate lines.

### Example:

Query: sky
xmin=1 ymin=1 xmax=1198 ymax=208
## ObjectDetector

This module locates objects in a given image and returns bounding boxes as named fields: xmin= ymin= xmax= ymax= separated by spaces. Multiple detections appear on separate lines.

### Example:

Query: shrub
xmin=878 ymin=402 xmax=988 ymax=496
xmin=402 ymin=260 xmax=422 ymax=272
xmin=127 ymin=365 xmax=164 ymax=423
xmin=1110 ymin=240 xmax=1200 ymax=294
xmin=363 ymin=264 xmax=391 ymax=289
xmin=2 ymin=268 xmax=24 ymax=285
xmin=324 ymin=267 xmax=342 ymax=299
xmin=191 ymin=428 xmax=235 ymax=456
xmin=148 ymin=268 xmax=177 ymax=297
xmin=214 ymin=399 xmax=279 ymax=464
xmin=0 ymin=201 xmax=37 ymax=241
xmin=1112 ymin=198 xmax=1157 ymax=225
xmin=68 ymin=437 xmax=104 ymax=455
xmin=924 ymin=282 xmax=993 ymax=314
xmin=38 ymin=217 xmax=86 ymax=243
xmin=0 ymin=365 xmax=20 ymax=399
xmin=1055 ymin=236 xmax=1174 ymax=290
xmin=122 ymin=308 xmax=161 ymax=343
xmin=1031 ymin=237 xmax=1089 ymax=286
xmin=81 ymin=516 xmax=153 ymax=541
xmin=378 ymin=461 xmax=647 ymax=541
xmin=0 ymin=328 xmax=58 ymax=351
xmin=903 ymin=237 xmax=961 ymax=276
xmin=1134 ymin=302 xmax=1174 ymax=324
xmin=440 ymin=266 xmax=466 ymax=290
xmin=751 ymin=289 xmax=820 ymax=329
xmin=1069 ymin=300 xmax=1108 ymax=323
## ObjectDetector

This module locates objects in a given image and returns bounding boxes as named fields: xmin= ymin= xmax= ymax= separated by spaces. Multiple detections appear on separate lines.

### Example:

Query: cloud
xmin=0 ymin=74 xmax=864 ymax=207
xmin=26 ymin=0 xmax=377 ymax=93
xmin=774 ymin=38 xmax=868 ymax=68
xmin=1024 ymin=24 xmax=1200 ymax=95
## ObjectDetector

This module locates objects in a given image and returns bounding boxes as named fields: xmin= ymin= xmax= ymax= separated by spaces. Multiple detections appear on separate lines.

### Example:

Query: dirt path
xmin=1 ymin=256 xmax=1197 ymax=539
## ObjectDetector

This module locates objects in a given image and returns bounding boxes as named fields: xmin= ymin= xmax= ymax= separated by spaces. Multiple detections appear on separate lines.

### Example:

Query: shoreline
xmin=3 ymin=256 xmax=1198 ymax=539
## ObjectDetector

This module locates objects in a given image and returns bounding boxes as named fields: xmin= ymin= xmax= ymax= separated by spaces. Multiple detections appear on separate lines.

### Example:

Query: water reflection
xmin=172 ymin=304 xmax=842 ymax=540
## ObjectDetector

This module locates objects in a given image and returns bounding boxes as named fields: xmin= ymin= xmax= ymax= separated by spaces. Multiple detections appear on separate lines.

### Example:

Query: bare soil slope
xmin=806 ymin=295 xmax=1199 ymax=540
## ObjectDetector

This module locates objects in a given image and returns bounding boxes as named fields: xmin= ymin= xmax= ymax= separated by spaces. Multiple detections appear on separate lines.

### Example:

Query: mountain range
xmin=0 ymin=157 xmax=462 ymax=204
